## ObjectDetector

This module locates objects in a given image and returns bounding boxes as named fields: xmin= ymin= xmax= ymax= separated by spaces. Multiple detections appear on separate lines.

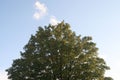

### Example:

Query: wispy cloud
xmin=33 ymin=1 xmax=47 ymax=20
xmin=50 ymin=16 xmax=60 ymax=25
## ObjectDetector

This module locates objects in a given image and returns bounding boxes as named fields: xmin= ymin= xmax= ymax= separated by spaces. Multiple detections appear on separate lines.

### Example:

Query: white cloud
xmin=33 ymin=12 xmax=41 ymax=20
xmin=33 ymin=1 xmax=60 ymax=24
xmin=0 ymin=70 xmax=9 ymax=80
xmin=33 ymin=1 xmax=47 ymax=20
xmin=50 ymin=16 xmax=60 ymax=25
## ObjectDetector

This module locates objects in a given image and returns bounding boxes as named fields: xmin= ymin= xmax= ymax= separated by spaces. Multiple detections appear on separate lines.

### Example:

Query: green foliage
xmin=6 ymin=22 xmax=113 ymax=80
xmin=104 ymin=77 xmax=113 ymax=80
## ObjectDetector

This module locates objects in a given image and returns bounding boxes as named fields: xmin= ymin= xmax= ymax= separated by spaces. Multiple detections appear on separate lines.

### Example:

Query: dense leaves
xmin=6 ymin=22 xmax=113 ymax=80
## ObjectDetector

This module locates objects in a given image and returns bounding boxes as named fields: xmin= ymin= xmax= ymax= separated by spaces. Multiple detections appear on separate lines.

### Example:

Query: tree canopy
xmin=6 ymin=22 xmax=113 ymax=80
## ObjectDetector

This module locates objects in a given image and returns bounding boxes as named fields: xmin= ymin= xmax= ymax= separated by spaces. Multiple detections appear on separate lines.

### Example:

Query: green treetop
xmin=6 ymin=21 xmax=113 ymax=80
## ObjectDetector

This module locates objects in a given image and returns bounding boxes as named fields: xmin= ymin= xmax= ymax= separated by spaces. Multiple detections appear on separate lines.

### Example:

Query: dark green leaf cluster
xmin=6 ymin=22 xmax=113 ymax=80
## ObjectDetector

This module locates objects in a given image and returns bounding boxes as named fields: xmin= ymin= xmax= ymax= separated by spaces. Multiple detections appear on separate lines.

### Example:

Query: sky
xmin=0 ymin=0 xmax=120 ymax=80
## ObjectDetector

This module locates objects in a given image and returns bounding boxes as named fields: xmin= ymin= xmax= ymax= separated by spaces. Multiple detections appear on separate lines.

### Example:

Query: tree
xmin=6 ymin=22 xmax=113 ymax=80
xmin=104 ymin=77 xmax=113 ymax=80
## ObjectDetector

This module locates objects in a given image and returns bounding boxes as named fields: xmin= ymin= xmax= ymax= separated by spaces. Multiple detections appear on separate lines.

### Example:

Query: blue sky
xmin=0 ymin=0 xmax=120 ymax=80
